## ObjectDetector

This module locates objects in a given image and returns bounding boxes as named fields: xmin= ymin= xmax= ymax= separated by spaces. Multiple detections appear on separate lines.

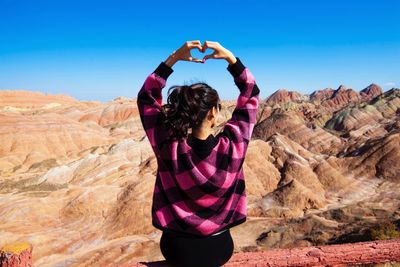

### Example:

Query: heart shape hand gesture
xmin=164 ymin=40 xmax=237 ymax=67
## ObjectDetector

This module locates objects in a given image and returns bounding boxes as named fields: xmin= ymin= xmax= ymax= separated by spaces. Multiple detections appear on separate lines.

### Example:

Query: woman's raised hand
xmin=164 ymin=40 xmax=204 ymax=67
xmin=164 ymin=40 xmax=237 ymax=67
xmin=201 ymin=41 xmax=237 ymax=64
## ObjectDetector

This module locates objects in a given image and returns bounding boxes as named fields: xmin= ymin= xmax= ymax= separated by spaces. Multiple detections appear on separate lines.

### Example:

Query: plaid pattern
xmin=137 ymin=57 xmax=260 ymax=237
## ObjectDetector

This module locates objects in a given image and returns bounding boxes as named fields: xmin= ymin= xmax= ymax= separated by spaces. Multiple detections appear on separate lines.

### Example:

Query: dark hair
xmin=161 ymin=82 xmax=221 ymax=140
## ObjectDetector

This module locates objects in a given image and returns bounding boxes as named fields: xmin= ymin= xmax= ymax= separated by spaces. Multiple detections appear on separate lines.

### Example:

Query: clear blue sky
xmin=0 ymin=0 xmax=399 ymax=102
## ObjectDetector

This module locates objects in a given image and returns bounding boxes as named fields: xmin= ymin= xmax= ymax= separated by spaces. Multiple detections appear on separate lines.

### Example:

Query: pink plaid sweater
xmin=137 ymin=57 xmax=260 ymax=237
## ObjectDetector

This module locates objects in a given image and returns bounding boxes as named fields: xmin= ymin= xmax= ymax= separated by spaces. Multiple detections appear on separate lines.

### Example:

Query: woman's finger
xmin=202 ymin=41 xmax=218 ymax=50
xmin=202 ymin=42 xmax=220 ymax=54
xmin=202 ymin=41 xmax=209 ymax=51
xmin=188 ymin=56 xmax=203 ymax=63
xmin=202 ymin=52 xmax=216 ymax=62
xmin=186 ymin=40 xmax=201 ymax=49
xmin=188 ymin=43 xmax=203 ymax=52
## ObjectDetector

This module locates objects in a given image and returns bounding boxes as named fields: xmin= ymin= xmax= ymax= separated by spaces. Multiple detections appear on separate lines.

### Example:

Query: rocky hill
xmin=0 ymin=83 xmax=399 ymax=266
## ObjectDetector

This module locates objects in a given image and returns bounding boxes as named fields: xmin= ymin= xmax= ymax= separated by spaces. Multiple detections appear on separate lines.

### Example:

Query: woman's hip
xmin=160 ymin=229 xmax=234 ymax=267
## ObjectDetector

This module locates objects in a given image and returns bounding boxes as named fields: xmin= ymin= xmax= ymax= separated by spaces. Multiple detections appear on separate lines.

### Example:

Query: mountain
xmin=0 ymin=83 xmax=399 ymax=266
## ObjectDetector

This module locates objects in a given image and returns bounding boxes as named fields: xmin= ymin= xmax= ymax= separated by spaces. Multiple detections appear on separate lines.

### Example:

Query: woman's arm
xmin=222 ymin=57 xmax=260 ymax=153
xmin=136 ymin=41 xmax=204 ymax=156
xmin=201 ymin=41 xmax=260 ymax=161
xmin=137 ymin=61 xmax=174 ymax=157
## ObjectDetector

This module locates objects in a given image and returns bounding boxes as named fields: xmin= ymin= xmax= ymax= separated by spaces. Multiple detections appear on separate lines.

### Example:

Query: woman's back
xmin=137 ymin=56 xmax=260 ymax=237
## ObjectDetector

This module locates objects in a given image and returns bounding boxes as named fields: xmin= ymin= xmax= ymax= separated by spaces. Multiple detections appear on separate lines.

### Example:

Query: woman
xmin=137 ymin=40 xmax=260 ymax=267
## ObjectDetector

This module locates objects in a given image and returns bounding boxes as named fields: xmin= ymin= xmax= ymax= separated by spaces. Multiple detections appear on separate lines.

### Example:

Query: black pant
xmin=160 ymin=229 xmax=234 ymax=267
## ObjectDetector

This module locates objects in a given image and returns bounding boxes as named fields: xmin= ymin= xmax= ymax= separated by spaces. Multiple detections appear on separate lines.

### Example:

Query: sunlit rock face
xmin=0 ymin=86 xmax=399 ymax=266
xmin=265 ymin=89 xmax=305 ymax=105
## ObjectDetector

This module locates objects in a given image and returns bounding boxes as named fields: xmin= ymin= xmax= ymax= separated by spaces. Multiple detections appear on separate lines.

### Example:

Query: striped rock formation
xmin=0 ymin=85 xmax=399 ymax=266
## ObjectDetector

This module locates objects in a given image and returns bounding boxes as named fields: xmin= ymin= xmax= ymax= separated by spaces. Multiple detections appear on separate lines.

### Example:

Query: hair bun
xmin=161 ymin=82 xmax=220 ymax=140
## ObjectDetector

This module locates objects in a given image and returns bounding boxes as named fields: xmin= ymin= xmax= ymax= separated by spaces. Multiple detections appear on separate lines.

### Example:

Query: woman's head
xmin=161 ymin=82 xmax=221 ymax=140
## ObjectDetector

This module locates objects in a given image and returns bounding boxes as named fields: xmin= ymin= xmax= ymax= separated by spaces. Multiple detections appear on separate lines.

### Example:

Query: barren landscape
xmin=0 ymin=83 xmax=399 ymax=266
